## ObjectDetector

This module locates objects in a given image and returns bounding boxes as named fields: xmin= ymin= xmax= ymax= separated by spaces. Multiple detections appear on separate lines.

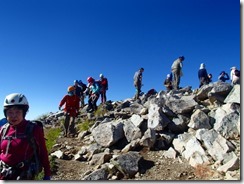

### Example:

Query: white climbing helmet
xmin=4 ymin=93 xmax=29 ymax=107
xmin=99 ymin=73 xmax=103 ymax=78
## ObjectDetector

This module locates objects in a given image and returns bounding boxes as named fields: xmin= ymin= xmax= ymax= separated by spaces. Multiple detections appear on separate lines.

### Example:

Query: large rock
xmin=123 ymin=120 xmax=142 ymax=142
xmin=188 ymin=109 xmax=211 ymax=130
xmin=196 ymin=129 xmax=235 ymax=162
xmin=111 ymin=152 xmax=142 ymax=178
xmin=224 ymin=84 xmax=240 ymax=104
xmin=167 ymin=115 xmax=189 ymax=134
xmin=147 ymin=103 xmax=170 ymax=131
xmin=166 ymin=95 xmax=198 ymax=114
xmin=213 ymin=104 xmax=240 ymax=139
xmin=92 ymin=121 xmax=124 ymax=147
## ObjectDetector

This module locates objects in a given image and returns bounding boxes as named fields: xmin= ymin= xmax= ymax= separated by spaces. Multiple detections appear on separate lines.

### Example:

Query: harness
xmin=0 ymin=121 xmax=42 ymax=180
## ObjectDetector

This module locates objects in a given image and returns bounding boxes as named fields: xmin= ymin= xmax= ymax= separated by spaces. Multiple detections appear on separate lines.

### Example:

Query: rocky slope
xmin=40 ymin=82 xmax=240 ymax=181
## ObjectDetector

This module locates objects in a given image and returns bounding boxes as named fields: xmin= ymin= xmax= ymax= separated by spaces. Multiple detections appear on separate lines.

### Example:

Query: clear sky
xmin=0 ymin=0 xmax=241 ymax=120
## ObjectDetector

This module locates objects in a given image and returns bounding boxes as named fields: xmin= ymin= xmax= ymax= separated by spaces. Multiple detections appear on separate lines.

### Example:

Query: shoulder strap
xmin=26 ymin=121 xmax=41 ymax=173
xmin=0 ymin=123 xmax=10 ymax=140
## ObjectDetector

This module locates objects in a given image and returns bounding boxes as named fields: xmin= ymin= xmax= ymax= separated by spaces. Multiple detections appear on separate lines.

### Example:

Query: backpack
xmin=0 ymin=121 xmax=44 ymax=178
xmin=234 ymin=69 xmax=240 ymax=77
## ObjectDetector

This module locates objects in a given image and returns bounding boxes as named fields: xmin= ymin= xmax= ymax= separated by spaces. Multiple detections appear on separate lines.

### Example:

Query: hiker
xmin=78 ymin=80 xmax=87 ymax=107
xmin=198 ymin=63 xmax=209 ymax=88
xmin=133 ymin=67 xmax=144 ymax=100
xmin=59 ymin=86 xmax=80 ymax=137
xmin=218 ymin=71 xmax=230 ymax=82
xmin=99 ymin=74 xmax=108 ymax=104
xmin=73 ymin=80 xmax=83 ymax=107
xmin=230 ymin=66 xmax=240 ymax=85
xmin=208 ymin=73 xmax=213 ymax=83
xmin=164 ymin=74 xmax=173 ymax=92
xmin=171 ymin=56 xmax=185 ymax=90
xmin=86 ymin=77 xmax=100 ymax=113
xmin=0 ymin=93 xmax=51 ymax=180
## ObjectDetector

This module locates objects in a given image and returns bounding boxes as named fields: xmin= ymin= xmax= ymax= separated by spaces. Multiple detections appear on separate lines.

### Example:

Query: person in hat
xmin=0 ymin=93 xmax=51 ymax=180
xmin=198 ymin=63 xmax=210 ymax=88
xmin=59 ymin=86 xmax=80 ymax=137
xmin=133 ymin=67 xmax=144 ymax=100
xmin=171 ymin=56 xmax=185 ymax=90
xmin=99 ymin=74 xmax=108 ymax=104
xmin=230 ymin=66 xmax=240 ymax=85
xmin=164 ymin=74 xmax=173 ymax=92
xmin=218 ymin=71 xmax=230 ymax=82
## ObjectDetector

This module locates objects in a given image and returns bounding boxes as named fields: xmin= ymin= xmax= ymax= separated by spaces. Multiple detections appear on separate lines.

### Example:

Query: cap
xmin=230 ymin=66 xmax=236 ymax=70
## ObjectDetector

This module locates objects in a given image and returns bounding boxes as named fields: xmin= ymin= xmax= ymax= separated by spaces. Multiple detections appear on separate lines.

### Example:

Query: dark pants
xmin=100 ymin=90 xmax=107 ymax=104
xmin=87 ymin=94 xmax=99 ymax=112
xmin=63 ymin=115 xmax=76 ymax=137
xmin=172 ymin=70 xmax=181 ymax=90
xmin=199 ymin=77 xmax=209 ymax=88
xmin=134 ymin=83 xmax=142 ymax=100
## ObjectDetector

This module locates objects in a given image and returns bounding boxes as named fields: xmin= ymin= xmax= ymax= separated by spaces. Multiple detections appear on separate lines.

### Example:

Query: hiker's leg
xmin=100 ymin=91 xmax=104 ymax=104
xmin=64 ymin=115 xmax=70 ymax=137
xmin=92 ymin=95 xmax=99 ymax=111
xmin=80 ymin=95 xmax=85 ymax=107
xmin=104 ymin=91 xmax=107 ymax=103
xmin=69 ymin=116 xmax=76 ymax=136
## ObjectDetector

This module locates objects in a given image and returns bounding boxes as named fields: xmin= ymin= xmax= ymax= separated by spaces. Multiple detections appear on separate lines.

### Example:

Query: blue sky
xmin=0 ymin=0 xmax=241 ymax=120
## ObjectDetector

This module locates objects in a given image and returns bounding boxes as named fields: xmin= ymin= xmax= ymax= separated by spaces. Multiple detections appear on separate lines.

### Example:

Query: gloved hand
xmin=43 ymin=176 xmax=51 ymax=180
xmin=59 ymin=106 xmax=62 ymax=110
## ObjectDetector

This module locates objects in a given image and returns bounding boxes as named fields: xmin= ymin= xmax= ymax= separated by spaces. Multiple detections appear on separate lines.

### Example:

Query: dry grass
xmin=194 ymin=164 xmax=216 ymax=179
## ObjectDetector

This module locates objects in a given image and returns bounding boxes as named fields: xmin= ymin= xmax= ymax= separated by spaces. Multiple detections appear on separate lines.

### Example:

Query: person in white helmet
xmin=0 ymin=93 xmax=51 ymax=180
xmin=99 ymin=74 xmax=108 ymax=104
xmin=164 ymin=74 xmax=173 ymax=92
xmin=230 ymin=66 xmax=240 ymax=85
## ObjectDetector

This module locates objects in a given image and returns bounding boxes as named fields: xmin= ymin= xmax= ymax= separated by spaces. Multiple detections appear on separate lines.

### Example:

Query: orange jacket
xmin=59 ymin=95 xmax=80 ymax=117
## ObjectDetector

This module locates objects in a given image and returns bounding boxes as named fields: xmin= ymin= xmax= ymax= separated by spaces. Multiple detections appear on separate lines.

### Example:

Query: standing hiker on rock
xmin=198 ymin=63 xmax=209 ymax=88
xmin=73 ymin=80 xmax=83 ymax=107
xmin=0 ymin=93 xmax=51 ymax=180
xmin=59 ymin=86 xmax=80 ymax=137
xmin=218 ymin=71 xmax=230 ymax=82
xmin=164 ymin=74 xmax=173 ymax=92
xmin=133 ymin=67 xmax=144 ymax=100
xmin=86 ymin=77 xmax=100 ymax=113
xmin=171 ymin=56 xmax=185 ymax=90
xmin=99 ymin=74 xmax=108 ymax=104
xmin=230 ymin=66 xmax=240 ymax=85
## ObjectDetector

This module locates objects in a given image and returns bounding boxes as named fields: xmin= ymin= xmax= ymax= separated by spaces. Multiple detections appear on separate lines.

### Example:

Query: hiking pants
xmin=64 ymin=114 xmax=76 ymax=136
xmin=100 ymin=90 xmax=107 ymax=104
xmin=134 ymin=83 xmax=142 ymax=100
xmin=172 ymin=69 xmax=181 ymax=90
xmin=87 ymin=94 xmax=99 ymax=112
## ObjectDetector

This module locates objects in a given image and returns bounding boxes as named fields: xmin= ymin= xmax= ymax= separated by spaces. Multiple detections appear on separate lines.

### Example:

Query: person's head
xmin=87 ymin=76 xmax=95 ymax=84
xmin=3 ymin=93 xmax=29 ymax=125
xmin=208 ymin=73 xmax=212 ymax=79
xmin=179 ymin=56 xmax=185 ymax=61
xmin=99 ymin=74 xmax=104 ymax=79
xmin=67 ymin=86 xmax=75 ymax=96
xmin=74 ymin=80 xmax=79 ymax=86
xmin=166 ymin=74 xmax=171 ymax=78
xmin=220 ymin=71 xmax=226 ymax=75
xmin=200 ymin=63 xmax=205 ymax=69
xmin=139 ymin=68 xmax=144 ymax=73
xmin=230 ymin=66 xmax=237 ymax=70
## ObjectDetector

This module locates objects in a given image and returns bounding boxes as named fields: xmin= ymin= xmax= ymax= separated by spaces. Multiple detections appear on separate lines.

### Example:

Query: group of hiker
xmin=58 ymin=74 xmax=109 ymax=138
xmin=162 ymin=56 xmax=240 ymax=93
xmin=0 ymin=55 xmax=240 ymax=181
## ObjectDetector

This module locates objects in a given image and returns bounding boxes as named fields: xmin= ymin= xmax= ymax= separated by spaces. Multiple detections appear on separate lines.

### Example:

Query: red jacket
xmin=0 ymin=120 xmax=51 ymax=177
xmin=59 ymin=95 xmax=80 ymax=117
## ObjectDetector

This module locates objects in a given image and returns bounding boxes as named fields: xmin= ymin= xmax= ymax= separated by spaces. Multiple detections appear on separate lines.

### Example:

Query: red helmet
xmin=87 ymin=77 xmax=94 ymax=83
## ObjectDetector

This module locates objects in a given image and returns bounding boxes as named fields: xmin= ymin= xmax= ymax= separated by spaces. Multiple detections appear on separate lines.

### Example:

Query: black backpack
xmin=234 ymin=69 xmax=240 ymax=77
xmin=0 ymin=121 xmax=43 ymax=178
